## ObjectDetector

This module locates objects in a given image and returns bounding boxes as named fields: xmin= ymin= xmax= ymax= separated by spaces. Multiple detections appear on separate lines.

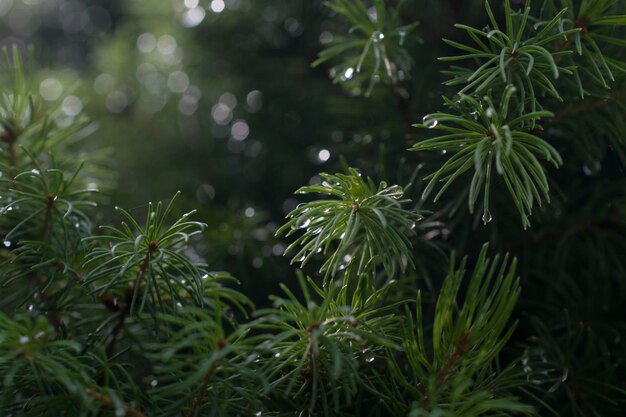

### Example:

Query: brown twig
xmin=421 ymin=332 xmax=470 ymax=411
xmin=41 ymin=194 xmax=57 ymax=240
xmin=1 ymin=120 xmax=19 ymax=169
xmin=86 ymin=388 xmax=146 ymax=417
xmin=186 ymin=338 xmax=227 ymax=417
xmin=551 ymin=90 xmax=626 ymax=124
xmin=104 ymin=243 xmax=156 ymax=356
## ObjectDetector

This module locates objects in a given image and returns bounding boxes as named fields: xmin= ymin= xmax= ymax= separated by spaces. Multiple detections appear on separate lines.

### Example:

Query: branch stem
xmin=86 ymin=388 xmax=146 ymax=417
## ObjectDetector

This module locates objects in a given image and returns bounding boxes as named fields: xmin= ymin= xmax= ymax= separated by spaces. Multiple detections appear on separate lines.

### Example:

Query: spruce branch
xmin=313 ymin=0 xmax=421 ymax=96
xmin=413 ymin=86 xmax=561 ymax=228
xmin=395 ymin=243 xmax=530 ymax=416
xmin=278 ymin=168 xmax=421 ymax=281
xmin=83 ymin=191 xmax=211 ymax=317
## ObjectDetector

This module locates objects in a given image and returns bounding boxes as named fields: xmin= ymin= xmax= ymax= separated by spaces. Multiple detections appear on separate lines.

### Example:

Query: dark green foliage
xmin=0 ymin=0 xmax=625 ymax=416
xmin=413 ymin=86 xmax=561 ymax=227
xmin=391 ymin=244 xmax=531 ymax=416
xmin=278 ymin=168 xmax=420 ymax=279
xmin=313 ymin=0 xmax=421 ymax=95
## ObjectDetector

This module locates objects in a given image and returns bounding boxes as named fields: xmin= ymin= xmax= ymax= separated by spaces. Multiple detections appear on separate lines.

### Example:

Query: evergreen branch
xmin=314 ymin=0 xmax=421 ymax=96
xmin=398 ymin=243 xmax=529 ymax=415
xmin=278 ymin=168 xmax=421 ymax=280
xmin=412 ymin=86 xmax=560 ymax=228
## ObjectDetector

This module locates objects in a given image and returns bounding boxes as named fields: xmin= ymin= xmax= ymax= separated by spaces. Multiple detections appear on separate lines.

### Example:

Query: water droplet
xmin=343 ymin=67 xmax=354 ymax=80
xmin=151 ymin=379 xmax=158 ymax=387
xmin=439 ymin=149 xmax=447 ymax=155
xmin=19 ymin=336 xmax=30 ymax=344
xmin=298 ymin=219 xmax=311 ymax=229
xmin=3 ymin=241 xmax=10 ymax=247
xmin=397 ymin=28 xmax=408 ymax=45
xmin=486 ymin=107 xmax=495 ymax=118
xmin=482 ymin=211 xmax=492 ymax=224
xmin=274 ymin=352 xmax=281 ymax=358
xmin=30 ymin=169 xmax=40 ymax=175
xmin=373 ymin=31 xmax=384 ymax=41
xmin=367 ymin=6 xmax=377 ymax=23
xmin=365 ymin=356 xmax=375 ymax=363
xmin=422 ymin=114 xmax=438 ymax=128
xmin=343 ymin=254 xmax=352 ymax=263
xmin=28 ymin=305 xmax=34 ymax=311
xmin=582 ymin=160 xmax=601 ymax=176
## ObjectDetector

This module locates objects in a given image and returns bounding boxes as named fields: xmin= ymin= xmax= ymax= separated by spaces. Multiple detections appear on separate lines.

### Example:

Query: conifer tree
xmin=1 ymin=1 xmax=625 ymax=417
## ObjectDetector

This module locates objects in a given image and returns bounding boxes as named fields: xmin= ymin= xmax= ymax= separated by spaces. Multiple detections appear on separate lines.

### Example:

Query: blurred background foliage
xmin=0 ymin=0 xmax=473 ymax=302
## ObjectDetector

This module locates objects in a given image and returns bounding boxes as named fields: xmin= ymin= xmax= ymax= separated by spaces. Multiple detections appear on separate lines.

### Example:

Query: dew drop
xmin=274 ymin=352 xmax=281 ymax=358
xmin=439 ymin=149 xmax=447 ymax=155
xmin=19 ymin=335 xmax=30 ymax=344
xmin=482 ymin=211 xmax=492 ymax=224
xmin=422 ymin=114 xmax=438 ymax=128
xmin=486 ymin=107 xmax=495 ymax=118
xmin=397 ymin=28 xmax=408 ymax=45
xmin=3 ymin=240 xmax=10 ymax=247
xmin=365 ymin=356 xmax=375 ymax=363
xmin=343 ymin=67 xmax=354 ymax=80
xmin=582 ymin=160 xmax=601 ymax=176
xmin=151 ymin=379 xmax=158 ymax=387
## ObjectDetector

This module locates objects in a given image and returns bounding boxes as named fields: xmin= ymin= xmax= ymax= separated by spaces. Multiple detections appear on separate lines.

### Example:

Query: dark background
xmin=0 ymin=0 xmax=489 ymax=302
